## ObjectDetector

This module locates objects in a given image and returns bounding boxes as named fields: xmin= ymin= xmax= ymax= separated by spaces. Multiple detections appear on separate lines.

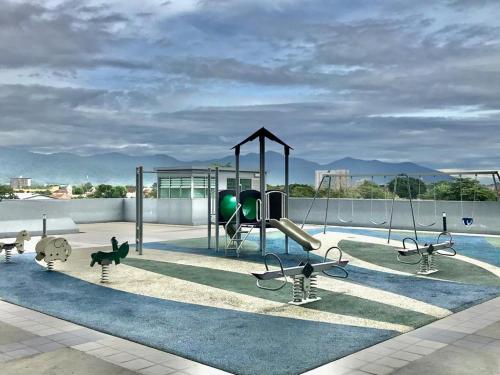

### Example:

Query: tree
xmin=92 ymin=184 xmax=127 ymax=198
xmin=82 ymin=182 xmax=93 ymax=193
xmin=147 ymin=183 xmax=157 ymax=198
xmin=72 ymin=186 xmax=84 ymax=195
xmin=289 ymin=184 xmax=316 ymax=197
xmin=388 ymin=176 xmax=425 ymax=199
xmin=0 ymin=185 xmax=17 ymax=200
xmin=355 ymin=181 xmax=387 ymax=199
xmin=445 ymin=178 xmax=496 ymax=201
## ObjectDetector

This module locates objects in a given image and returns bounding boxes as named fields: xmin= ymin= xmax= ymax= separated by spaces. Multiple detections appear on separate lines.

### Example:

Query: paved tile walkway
xmin=2 ymin=296 xmax=499 ymax=374
xmin=0 ymin=300 xmax=229 ymax=374
xmin=305 ymin=296 xmax=500 ymax=374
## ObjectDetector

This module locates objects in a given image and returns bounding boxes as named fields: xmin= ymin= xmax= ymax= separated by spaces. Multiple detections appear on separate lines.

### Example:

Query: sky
xmin=1 ymin=0 xmax=499 ymax=168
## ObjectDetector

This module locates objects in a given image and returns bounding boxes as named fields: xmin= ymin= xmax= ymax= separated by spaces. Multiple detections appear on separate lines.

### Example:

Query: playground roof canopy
xmin=231 ymin=127 xmax=293 ymax=150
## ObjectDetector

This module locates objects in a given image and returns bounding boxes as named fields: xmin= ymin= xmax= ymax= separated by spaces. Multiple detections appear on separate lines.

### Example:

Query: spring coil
xmin=101 ymin=264 xmax=110 ymax=283
xmin=309 ymin=275 xmax=318 ymax=299
xmin=429 ymin=253 xmax=437 ymax=272
xmin=47 ymin=261 xmax=55 ymax=271
xmin=292 ymin=276 xmax=303 ymax=302
xmin=419 ymin=254 xmax=429 ymax=274
xmin=4 ymin=249 xmax=12 ymax=263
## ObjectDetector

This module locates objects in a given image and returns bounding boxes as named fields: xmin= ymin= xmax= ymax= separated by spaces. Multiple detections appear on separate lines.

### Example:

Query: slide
xmin=268 ymin=218 xmax=321 ymax=251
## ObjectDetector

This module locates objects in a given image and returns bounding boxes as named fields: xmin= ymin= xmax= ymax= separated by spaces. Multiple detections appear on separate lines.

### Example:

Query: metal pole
xmin=323 ymin=175 xmax=332 ymax=234
xmin=136 ymin=166 xmax=144 ymax=255
xmin=388 ymin=175 xmax=398 ymax=243
xmin=406 ymin=175 xmax=418 ymax=241
xmin=301 ymin=175 xmax=326 ymax=229
xmin=215 ymin=167 xmax=220 ymax=252
xmin=42 ymin=214 xmax=47 ymax=238
xmin=207 ymin=168 xmax=212 ymax=249
xmin=284 ymin=146 xmax=290 ymax=254
xmin=493 ymin=173 xmax=500 ymax=201
xmin=136 ymin=167 xmax=140 ymax=252
xmin=259 ymin=135 xmax=266 ymax=256
xmin=235 ymin=146 xmax=241 ymax=243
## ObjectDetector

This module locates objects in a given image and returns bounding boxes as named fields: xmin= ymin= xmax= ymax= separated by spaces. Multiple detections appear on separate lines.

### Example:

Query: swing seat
xmin=462 ymin=217 xmax=473 ymax=226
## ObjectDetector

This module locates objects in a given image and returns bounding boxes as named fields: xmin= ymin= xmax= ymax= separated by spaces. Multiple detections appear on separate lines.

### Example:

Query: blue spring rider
xmin=462 ymin=217 xmax=473 ymax=226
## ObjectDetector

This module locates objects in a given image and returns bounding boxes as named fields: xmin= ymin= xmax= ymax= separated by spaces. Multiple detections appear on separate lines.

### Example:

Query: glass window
xmin=227 ymin=178 xmax=252 ymax=191
xmin=158 ymin=176 xmax=192 ymax=198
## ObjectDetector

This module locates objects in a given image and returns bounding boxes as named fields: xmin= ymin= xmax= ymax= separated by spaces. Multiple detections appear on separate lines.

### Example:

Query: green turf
xmin=339 ymin=240 xmax=500 ymax=287
xmin=124 ymin=258 xmax=434 ymax=328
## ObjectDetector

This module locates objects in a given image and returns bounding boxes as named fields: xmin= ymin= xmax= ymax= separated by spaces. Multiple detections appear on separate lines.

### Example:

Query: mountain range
xmin=0 ymin=148 xmax=442 ymax=186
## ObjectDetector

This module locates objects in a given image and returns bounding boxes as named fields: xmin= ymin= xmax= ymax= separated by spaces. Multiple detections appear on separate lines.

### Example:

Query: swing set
xmin=302 ymin=169 xmax=500 ymax=237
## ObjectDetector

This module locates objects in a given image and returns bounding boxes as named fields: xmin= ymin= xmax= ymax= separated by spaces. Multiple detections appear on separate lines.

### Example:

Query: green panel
xmin=124 ymin=258 xmax=434 ymax=328
xmin=242 ymin=196 xmax=257 ymax=221
xmin=159 ymin=188 xmax=170 ymax=198
xmin=220 ymin=194 xmax=237 ymax=221
xmin=339 ymin=240 xmax=500 ymax=286
xmin=180 ymin=188 xmax=191 ymax=198
xmin=193 ymin=188 xmax=207 ymax=198
xmin=170 ymin=188 xmax=180 ymax=198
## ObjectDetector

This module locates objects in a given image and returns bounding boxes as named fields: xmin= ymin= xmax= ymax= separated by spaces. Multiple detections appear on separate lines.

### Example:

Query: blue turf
xmin=0 ymin=255 xmax=396 ymax=375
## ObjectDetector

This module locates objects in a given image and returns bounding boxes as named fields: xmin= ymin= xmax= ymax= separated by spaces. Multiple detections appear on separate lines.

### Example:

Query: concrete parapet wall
xmin=1 ymin=197 xmax=499 ymax=237
xmin=288 ymin=198 xmax=500 ymax=235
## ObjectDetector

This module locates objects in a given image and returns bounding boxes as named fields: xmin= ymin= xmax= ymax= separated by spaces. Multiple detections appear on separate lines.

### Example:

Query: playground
xmin=1 ymin=129 xmax=500 ymax=375
xmin=0 ymin=222 xmax=500 ymax=375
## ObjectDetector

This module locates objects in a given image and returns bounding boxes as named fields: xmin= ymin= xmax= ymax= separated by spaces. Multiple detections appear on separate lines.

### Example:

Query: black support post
xmin=260 ymin=135 xmax=266 ymax=256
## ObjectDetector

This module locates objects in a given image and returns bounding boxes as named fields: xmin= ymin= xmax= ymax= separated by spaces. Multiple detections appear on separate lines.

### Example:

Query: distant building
xmin=126 ymin=186 xmax=137 ymax=199
xmin=315 ymin=170 xmax=349 ymax=190
xmin=155 ymin=166 xmax=260 ymax=199
xmin=10 ymin=177 xmax=32 ymax=189
xmin=51 ymin=185 xmax=72 ymax=200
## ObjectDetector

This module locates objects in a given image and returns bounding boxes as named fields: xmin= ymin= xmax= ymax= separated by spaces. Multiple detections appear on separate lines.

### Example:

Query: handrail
xmin=256 ymin=191 xmax=288 ymax=222
xmin=322 ymin=246 xmax=349 ymax=278
xmin=255 ymin=253 xmax=288 ymax=291
xmin=224 ymin=203 xmax=241 ymax=232
xmin=436 ymin=231 xmax=456 ymax=256
xmin=224 ymin=203 xmax=242 ymax=249
xmin=397 ymin=237 xmax=423 ymax=265
xmin=256 ymin=199 xmax=262 ymax=222
xmin=236 ymin=223 xmax=257 ymax=252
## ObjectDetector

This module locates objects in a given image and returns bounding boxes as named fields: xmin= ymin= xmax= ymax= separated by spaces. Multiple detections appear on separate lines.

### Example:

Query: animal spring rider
xmin=396 ymin=232 xmax=456 ymax=275
xmin=35 ymin=237 xmax=72 ymax=271
xmin=252 ymin=218 xmax=349 ymax=305
xmin=0 ymin=230 xmax=31 ymax=263
xmin=90 ymin=237 xmax=129 ymax=283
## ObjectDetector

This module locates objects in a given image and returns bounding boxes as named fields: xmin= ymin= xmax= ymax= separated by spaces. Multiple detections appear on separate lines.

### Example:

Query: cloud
xmin=0 ymin=0 xmax=499 ymax=170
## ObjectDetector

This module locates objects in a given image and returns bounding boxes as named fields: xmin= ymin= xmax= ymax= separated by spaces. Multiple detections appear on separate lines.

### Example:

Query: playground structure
xmin=305 ymin=170 xmax=500 ymax=238
xmin=207 ymin=127 xmax=292 ymax=257
xmin=35 ymin=237 xmax=72 ymax=271
xmin=90 ymin=237 xmax=129 ymax=283
xmin=252 ymin=219 xmax=349 ymax=305
xmin=301 ymin=171 xmax=500 ymax=274
xmin=396 ymin=232 xmax=456 ymax=275
xmin=0 ymin=230 xmax=31 ymax=263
